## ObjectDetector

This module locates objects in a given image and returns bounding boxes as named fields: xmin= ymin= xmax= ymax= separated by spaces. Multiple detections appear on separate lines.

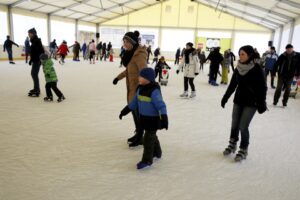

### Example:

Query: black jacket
xmin=207 ymin=51 xmax=223 ymax=70
xmin=3 ymin=39 xmax=18 ymax=51
xmin=30 ymin=36 xmax=44 ymax=62
xmin=273 ymin=51 xmax=300 ymax=79
xmin=223 ymin=64 xmax=267 ymax=108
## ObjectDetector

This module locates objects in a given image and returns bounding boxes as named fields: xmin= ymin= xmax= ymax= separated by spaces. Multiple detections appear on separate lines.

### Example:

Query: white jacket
xmin=178 ymin=51 xmax=200 ymax=78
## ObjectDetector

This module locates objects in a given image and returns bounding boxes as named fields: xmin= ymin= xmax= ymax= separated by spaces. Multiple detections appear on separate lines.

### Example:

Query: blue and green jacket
xmin=128 ymin=83 xmax=167 ymax=131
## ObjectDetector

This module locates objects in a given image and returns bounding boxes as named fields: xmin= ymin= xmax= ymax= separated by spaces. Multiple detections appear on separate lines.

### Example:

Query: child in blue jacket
xmin=119 ymin=67 xmax=168 ymax=169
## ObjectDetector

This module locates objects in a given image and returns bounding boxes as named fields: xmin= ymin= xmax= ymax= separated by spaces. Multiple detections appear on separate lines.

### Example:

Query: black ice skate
xmin=57 ymin=95 xmax=65 ymax=102
xmin=28 ymin=90 xmax=40 ymax=97
xmin=223 ymin=139 xmax=237 ymax=156
xmin=44 ymin=96 xmax=53 ymax=102
xmin=234 ymin=148 xmax=248 ymax=162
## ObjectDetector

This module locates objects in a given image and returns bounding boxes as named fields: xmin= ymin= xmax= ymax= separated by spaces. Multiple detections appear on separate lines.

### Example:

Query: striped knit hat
xmin=123 ymin=31 xmax=140 ymax=45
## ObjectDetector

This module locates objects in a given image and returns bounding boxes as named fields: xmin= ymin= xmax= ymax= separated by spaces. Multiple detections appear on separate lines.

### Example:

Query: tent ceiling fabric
xmin=1 ymin=0 xmax=300 ymax=29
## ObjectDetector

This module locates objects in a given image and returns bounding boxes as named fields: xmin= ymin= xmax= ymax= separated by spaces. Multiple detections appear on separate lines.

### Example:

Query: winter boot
xmin=44 ymin=96 xmax=53 ymax=102
xmin=223 ymin=139 xmax=237 ymax=156
xmin=190 ymin=91 xmax=196 ymax=98
xmin=234 ymin=148 xmax=248 ymax=162
xmin=179 ymin=91 xmax=188 ymax=98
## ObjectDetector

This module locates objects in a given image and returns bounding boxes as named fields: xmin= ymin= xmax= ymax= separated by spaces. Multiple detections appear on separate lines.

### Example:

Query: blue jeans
xmin=31 ymin=62 xmax=41 ymax=92
xmin=230 ymin=104 xmax=256 ymax=149
xmin=6 ymin=48 xmax=13 ymax=61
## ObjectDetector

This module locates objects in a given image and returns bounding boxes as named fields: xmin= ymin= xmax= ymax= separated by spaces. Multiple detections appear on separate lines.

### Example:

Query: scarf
xmin=121 ymin=45 xmax=138 ymax=67
xmin=184 ymin=48 xmax=195 ymax=64
xmin=237 ymin=61 xmax=255 ymax=76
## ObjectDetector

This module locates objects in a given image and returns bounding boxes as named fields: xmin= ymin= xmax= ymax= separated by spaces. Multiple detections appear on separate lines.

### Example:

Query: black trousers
xmin=184 ymin=77 xmax=195 ymax=91
xmin=45 ymin=82 xmax=63 ymax=98
xmin=174 ymin=56 xmax=179 ymax=65
xmin=265 ymin=69 xmax=275 ymax=87
xmin=142 ymin=130 xmax=161 ymax=164
xmin=274 ymin=76 xmax=293 ymax=104
xmin=31 ymin=62 xmax=41 ymax=92
xmin=132 ymin=110 xmax=144 ymax=139
xmin=230 ymin=60 xmax=235 ymax=72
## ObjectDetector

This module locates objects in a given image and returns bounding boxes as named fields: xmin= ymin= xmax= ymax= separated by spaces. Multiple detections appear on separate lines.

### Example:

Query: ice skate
xmin=28 ymin=90 xmax=40 ymax=97
xmin=234 ymin=148 xmax=248 ymax=162
xmin=179 ymin=91 xmax=188 ymax=98
xmin=44 ymin=96 xmax=53 ymax=102
xmin=128 ymin=137 xmax=143 ymax=147
xmin=127 ymin=130 xmax=138 ymax=143
xmin=57 ymin=95 xmax=65 ymax=102
xmin=223 ymin=139 xmax=237 ymax=156
xmin=190 ymin=91 xmax=196 ymax=98
xmin=137 ymin=161 xmax=152 ymax=169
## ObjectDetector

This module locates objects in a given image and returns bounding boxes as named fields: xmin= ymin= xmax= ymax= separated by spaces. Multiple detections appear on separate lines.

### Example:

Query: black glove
xmin=159 ymin=114 xmax=168 ymax=130
xmin=195 ymin=73 xmax=199 ymax=76
xmin=176 ymin=70 xmax=179 ymax=74
xmin=257 ymin=102 xmax=267 ymax=114
xmin=119 ymin=106 xmax=131 ymax=120
xmin=29 ymin=60 xmax=32 ymax=66
xmin=221 ymin=97 xmax=227 ymax=108
xmin=113 ymin=78 xmax=119 ymax=85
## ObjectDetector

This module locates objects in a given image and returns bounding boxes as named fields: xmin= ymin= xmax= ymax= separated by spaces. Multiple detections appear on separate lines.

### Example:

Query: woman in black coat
xmin=221 ymin=45 xmax=267 ymax=162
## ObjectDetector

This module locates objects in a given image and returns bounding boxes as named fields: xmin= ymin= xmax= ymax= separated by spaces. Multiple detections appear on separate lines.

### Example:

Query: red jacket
xmin=57 ymin=44 xmax=69 ymax=55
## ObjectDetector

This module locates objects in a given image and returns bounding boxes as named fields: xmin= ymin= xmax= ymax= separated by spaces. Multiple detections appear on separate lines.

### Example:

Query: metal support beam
xmin=288 ymin=19 xmax=295 ymax=43
xmin=277 ymin=26 xmax=283 ymax=53
xmin=75 ymin=19 xmax=78 ymax=41
xmin=10 ymin=0 xmax=28 ymax=7
xmin=278 ymin=0 xmax=300 ymax=9
xmin=47 ymin=13 xmax=51 ymax=45
xmin=8 ymin=5 xmax=14 ymax=40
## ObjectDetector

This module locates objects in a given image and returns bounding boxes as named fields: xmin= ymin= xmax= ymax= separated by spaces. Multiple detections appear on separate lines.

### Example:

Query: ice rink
xmin=0 ymin=58 xmax=300 ymax=200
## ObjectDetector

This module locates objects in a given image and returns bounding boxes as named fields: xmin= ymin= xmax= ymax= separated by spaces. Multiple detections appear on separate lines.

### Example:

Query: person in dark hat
xmin=119 ymin=67 xmax=168 ymax=169
xmin=206 ymin=46 xmax=223 ymax=86
xmin=221 ymin=45 xmax=267 ymax=162
xmin=28 ymin=28 xmax=44 ymax=97
xmin=112 ymin=30 xmax=148 ymax=147
xmin=3 ymin=35 xmax=19 ymax=64
xmin=273 ymin=44 xmax=300 ymax=107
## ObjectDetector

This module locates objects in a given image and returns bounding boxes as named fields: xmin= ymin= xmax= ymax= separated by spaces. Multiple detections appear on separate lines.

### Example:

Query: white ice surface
xmin=0 ymin=59 xmax=300 ymax=200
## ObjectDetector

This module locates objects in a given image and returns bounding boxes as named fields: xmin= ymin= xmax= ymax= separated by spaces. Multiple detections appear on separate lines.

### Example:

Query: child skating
xmin=40 ymin=54 xmax=65 ymax=102
xmin=119 ymin=68 xmax=168 ymax=169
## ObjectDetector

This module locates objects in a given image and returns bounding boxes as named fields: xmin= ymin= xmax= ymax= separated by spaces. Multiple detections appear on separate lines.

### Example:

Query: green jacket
xmin=42 ymin=59 xmax=58 ymax=83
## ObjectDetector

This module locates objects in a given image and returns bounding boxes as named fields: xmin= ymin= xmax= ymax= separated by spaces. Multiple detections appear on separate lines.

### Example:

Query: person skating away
xmin=107 ymin=42 xmax=112 ymax=60
xmin=221 ymin=50 xmax=231 ymax=85
xmin=273 ymin=44 xmax=300 ymax=107
xmin=146 ymin=45 xmax=153 ymax=64
xmin=82 ymin=42 xmax=87 ymax=60
xmin=199 ymin=51 xmax=206 ymax=71
xmin=154 ymin=56 xmax=170 ymax=82
xmin=69 ymin=41 xmax=81 ymax=61
xmin=49 ymin=39 xmax=58 ymax=59
xmin=174 ymin=48 xmax=180 ymax=65
xmin=24 ymin=37 xmax=31 ymax=64
xmin=221 ymin=45 xmax=267 ymax=162
xmin=28 ymin=28 xmax=44 ymax=97
xmin=206 ymin=47 xmax=223 ymax=86
xmin=176 ymin=42 xmax=200 ymax=98
xmin=264 ymin=46 xmax=278 ymax=89
xmin=152 ymin=47 xmax=160 ymax=65
xmin=101 ymin=42 xmax=106 ymax=61
xmin=40 ymin=54 xmax=65 ymax=102
xmin=3 ymin=35 xmax=19 ymax=64
xmin=119 ymin=68 xmax=168 ymax=169
xmin=112 ymin=30 xmax=147 ymax=147
xmin=109 ymin=48 xmax=114 ymax=62
xmin=96 ymin=41 xmax=102 ymax=60
xmin=57 ymin=41 xmax=69 ymax=65
xmin=228 ymin=49 xmax=235 ymax=73
xmin=88 ymin=40 xmax=96 ymax=64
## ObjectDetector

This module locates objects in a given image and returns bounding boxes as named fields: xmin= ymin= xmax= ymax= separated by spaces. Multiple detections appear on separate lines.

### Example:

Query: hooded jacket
xmin=273 ymin=51 xmax=300 ymax=79
xmin=30 ymin=36 xmax=44 ymax=62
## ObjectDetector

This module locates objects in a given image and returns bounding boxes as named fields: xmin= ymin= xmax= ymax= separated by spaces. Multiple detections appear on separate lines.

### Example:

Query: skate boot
xmin=44 ymin=96 xmax=53 ymax=102
xmin=234 ymin=148 xmax=248 ymax=162
xmin=179 ymin=91 xmax=188 ymax=98
xmin=137 ymin=161 xmax=152 ymax=169
xmin=28 ymin=90 xmax=40 ymax=97
xmin=190 ymin=91 xmax=196 ymax=98
xmin=57 ymin=95 xmax=65 ymax=102
xmin=128 ymin=136 xmax=143 ymax=147
xmin=127 ymin=130 xmax=138 ymax=143
xmin=223 ymin=139 xmax=237 ymax=156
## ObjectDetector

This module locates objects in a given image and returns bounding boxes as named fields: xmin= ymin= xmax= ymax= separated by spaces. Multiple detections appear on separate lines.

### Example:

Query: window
xmin=292 ymin=23 xmax=300 ymax=52
xmin=0 ymin=11 xmax=8 ymax=45
xmin=13 ymin=13 xmax=47 ymax=45
xmin=51 ymin=20 xmax=75 ymax=46
xmin=161 ymin=29 xmax=194 ymax=51
xmin=100 ymin=27 xmax=126 ymax=48
xmin=130 ymin=27 xmax=159 ymax=49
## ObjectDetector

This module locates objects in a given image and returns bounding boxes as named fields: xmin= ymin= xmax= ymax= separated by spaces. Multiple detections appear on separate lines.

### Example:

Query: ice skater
xmin=119 ymin=68 xmax=168 ymax=169
xmin=3 ymin=35 xmax=19 ymax=64
xmin=40 ymin=53 xmax=65 ymax=102
xmin=221 ymin=45 xmax=267 ymax=162
xmin=57 ymin=40 xmax=69 ymax=65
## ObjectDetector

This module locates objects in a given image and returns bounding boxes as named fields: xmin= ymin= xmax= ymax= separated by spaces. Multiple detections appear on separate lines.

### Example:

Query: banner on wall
xmin=78 ymin=31 xmax=95 ymax=45
xmin=196 ymin=37 xmax=231 ymax=53
xmin=141 ymin=34 xmax=155 ymax=47
xmin=206 ymin=38 xmax=220 ymax=51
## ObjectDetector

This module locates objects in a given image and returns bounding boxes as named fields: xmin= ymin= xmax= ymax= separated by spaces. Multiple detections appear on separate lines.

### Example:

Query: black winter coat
xmin=223 ymin=64 xmax=267 ymax=108
xmin=207 ymin=51 xmax=223 ymax=70
xmin=273 ymin=52 xmax=300 ymax=79
xmin=30 ymin=36 xmax=44 ymax=62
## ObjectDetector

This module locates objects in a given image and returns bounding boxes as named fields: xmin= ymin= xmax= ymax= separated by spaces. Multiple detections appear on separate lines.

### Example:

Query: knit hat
xmin=140 ymin=68 xmax=155 ymax=82
xmin=239 ymin=45 xmax=255 ymax=57
xmin=286 ymin=44 xmax=293 ymax=49
xmin=39 ymin=53 xmax=49 ymax=62
xmin=123 ymin=31 xmax=140 ymax=45
xmin=186 ymin=42 xmax=193 ymax=47
xmin=28 ymin=28 xmax=37 ymax=35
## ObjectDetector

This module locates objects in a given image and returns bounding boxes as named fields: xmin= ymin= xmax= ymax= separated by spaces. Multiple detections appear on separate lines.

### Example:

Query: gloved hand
xmin=257 ymin=102 xmax=267 ymax=114
xmin=159 ymin=114 xmax=168 ymax=130
xmin=195 ymin=73 xmax=199 ymax=76
xmin=113 ymin=78 xmax=119 ymax=85
xmin=221 ymin=97 xmax=227 ymax=108
xmin=29 ymin=60 xmax=32 ymax=66
xmin=119 ymin=106 xmax=131 ymax=120
xmin=176 ymin=70 xmax=179 ymax=74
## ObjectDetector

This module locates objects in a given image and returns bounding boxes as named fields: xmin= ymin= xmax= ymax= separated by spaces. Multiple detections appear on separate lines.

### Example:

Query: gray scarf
xmin=237 ymin=61 xmax=255 ymax=76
